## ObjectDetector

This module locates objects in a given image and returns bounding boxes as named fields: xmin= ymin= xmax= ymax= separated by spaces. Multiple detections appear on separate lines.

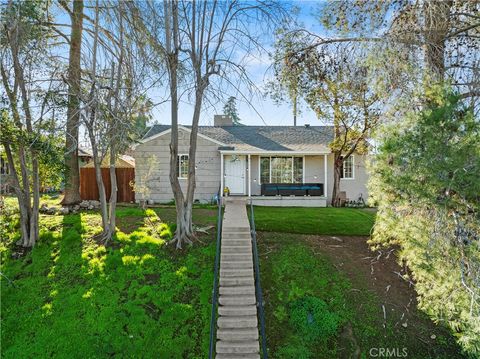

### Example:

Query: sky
xmin=146 ymin=1 xmax=330 ymax=128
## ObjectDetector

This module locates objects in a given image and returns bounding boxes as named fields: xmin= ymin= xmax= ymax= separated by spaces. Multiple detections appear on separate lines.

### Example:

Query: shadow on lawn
xmin=45 ymin=212 xmax=86 ymax=314
xmin=2 ymin=209 xmax=215 ymax=358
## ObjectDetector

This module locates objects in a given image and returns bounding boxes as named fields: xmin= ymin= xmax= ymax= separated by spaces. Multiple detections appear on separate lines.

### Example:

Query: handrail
xmin=208 ymin=195 xmax=223 ymax=359
xmin=249 ymin=200 xmax=268 ymax=359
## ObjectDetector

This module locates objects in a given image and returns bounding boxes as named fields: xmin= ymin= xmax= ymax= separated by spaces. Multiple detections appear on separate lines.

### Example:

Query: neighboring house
xmin=78 ymin=147 xmax=93 ymax=167
xmin=133 ymin=115 xmax=369 ymax=206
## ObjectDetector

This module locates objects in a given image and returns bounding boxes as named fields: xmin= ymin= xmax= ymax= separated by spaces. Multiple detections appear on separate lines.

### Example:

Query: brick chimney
xmin=214 ymin=115 xmax=233 ymax=126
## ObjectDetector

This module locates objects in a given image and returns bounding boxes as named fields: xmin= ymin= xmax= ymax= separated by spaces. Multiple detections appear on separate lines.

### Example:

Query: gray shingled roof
xmin=142 ymin=125 xmax=334 ymax=152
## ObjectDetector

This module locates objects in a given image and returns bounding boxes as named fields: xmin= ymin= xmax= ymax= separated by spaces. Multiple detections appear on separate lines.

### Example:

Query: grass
xmin=0 ymin=204 xmax=217 ymax=359
xmin=252 ymin=206 xmax=376 ymax=236
xmin=254 ymin=210 xmax=466 ymax=358
xmin=258 ymin=233 xmax=466 ymax=359
xmin=1 ymin=198 xmax=465 ymax=358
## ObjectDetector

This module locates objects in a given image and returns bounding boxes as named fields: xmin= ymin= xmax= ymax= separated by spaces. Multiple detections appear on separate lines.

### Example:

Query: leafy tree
xmin=131 ymin=95 xmax=153 ymax=139
xmin=223 ymin=96 xmax=242 ymax=125
xmin=302 ymin=46 xmax=379 ymax=206
xmin=369 ymin=84 xmax=480 ymax=354
xmin=0 ymin=1 xmax=59 ymax=247
xmin=271 ymin=36 xmax=379 ymax=206
xmin=38 ymin=118 xmax=64 ymax=192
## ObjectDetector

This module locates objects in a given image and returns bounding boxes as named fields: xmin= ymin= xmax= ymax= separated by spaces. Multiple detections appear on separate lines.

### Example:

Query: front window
xmin=293 ymin=157 xmax=303 ymax=183
xmin=260 ymin=157 xmax=270 ymax=184
xmin=341 ymin=155 xmax=354 ymax=179
xmin=177 ymin=154 xmax=189 ymax=178
xmin=260 ymin=156 xmax=303 ymax=184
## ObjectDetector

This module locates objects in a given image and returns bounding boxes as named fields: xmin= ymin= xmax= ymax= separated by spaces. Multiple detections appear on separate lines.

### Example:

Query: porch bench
xmin=261 ymin=183 xmax=324 ymax=197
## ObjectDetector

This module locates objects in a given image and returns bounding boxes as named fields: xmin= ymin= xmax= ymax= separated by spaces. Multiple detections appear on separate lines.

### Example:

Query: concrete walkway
xmin=216 ymin=198 xmax=260 ymax=359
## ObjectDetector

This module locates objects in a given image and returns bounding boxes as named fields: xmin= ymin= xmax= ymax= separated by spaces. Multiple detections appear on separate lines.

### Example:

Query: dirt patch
xmin=116 ymin=216 xmax=145 ymax=234
xmin=305 ymin=235 xmax=454 ymax=348
xmin=302 ymin=235 xmax=415 ymax=316
xmin=257 ymin=232 xmax=463 ymax=358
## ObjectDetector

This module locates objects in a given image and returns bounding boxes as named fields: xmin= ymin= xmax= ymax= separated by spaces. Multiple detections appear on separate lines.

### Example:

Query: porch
xmin=219 ymin=151 xmax=330 ymax=207
xmin=224 ymin=195 xmax=328 ymax=207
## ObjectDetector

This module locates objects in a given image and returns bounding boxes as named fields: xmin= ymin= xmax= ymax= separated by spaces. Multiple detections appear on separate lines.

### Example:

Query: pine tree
xmin=223 ymin=96 xmax=242 ymax=125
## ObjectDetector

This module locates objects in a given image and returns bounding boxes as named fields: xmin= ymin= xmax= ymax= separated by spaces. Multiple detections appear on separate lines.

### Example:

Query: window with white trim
xmin=341 ymin=155 xmax=354 ymax=179
xmin=177 ymin=154 xmax=189 ymax=178
xmin=259 ymin=156 xmax=303 ymax=184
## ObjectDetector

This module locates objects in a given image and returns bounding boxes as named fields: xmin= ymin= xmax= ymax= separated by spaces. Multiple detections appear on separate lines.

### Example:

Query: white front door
xmin=224 ymin=155 xmax=246 ymax=195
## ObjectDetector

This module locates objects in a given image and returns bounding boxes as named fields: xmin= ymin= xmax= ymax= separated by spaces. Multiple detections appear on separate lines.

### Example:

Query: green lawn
xmin=0 ymin=204 xmax=217 ymax=359
xmin=252 ymin=206 xmax=376 ymax=236
xmin=254 ymin=209 xmax=466 ymax=359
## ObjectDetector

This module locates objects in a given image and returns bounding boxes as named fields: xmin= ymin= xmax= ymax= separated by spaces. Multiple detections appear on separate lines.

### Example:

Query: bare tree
xmin=81 ymin=0 xmax=152 ymax=243
xmin=129 ymin=0 xmax=286 ymax=248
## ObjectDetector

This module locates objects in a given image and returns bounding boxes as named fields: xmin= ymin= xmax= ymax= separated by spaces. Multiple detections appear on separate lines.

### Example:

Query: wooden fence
xmin=80 ymin=167 xmax=135 ymax=203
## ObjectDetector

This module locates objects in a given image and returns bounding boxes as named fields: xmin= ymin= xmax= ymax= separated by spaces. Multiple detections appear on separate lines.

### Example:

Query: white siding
xmin=338 ymin=154 xmax=369 ymax=203
xmin=135 ymin=129 xmax=370 ymax=205
xmin=134 ymin=128 xmax=220 ymax=203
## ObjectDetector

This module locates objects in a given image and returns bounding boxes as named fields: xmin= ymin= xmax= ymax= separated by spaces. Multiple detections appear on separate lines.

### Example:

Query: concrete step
xmin=217 ymin=328 xmax=259 ymax=341
xmin=219 ymin=286 xmax=255 ymax=296
xmin=215 ymin=354 xmax=260 ymax=359
xmin=222 ymin=235 xmax=252 ymax=242
xmin=216 ymin=340 xmax=260 ymax=354
xmin=218 ymin=305 xmax=257 ymax=317
xmin=219 ymin=295 xmax=256 ymax=306
xmin=220 ymin=268 xmax=254 ymax=277
xmin=222 ymin=226 xmax=251 ymax=232
xmin=220 ymin=276 xmax=254 ymax=287
xmin=222 ymin=232 xmax=251 ymax=239
xmin=221 ymin=239 xmax=251 ymax=246
xmin=218 ymin=315 xmax=257 ymax=329
xmin=222 ymin=238 xmax=251 ymax=243
xmin=220 ymin=261 xmax=253 ymax=269
xmin=221 ymin=245 xmax=252 ymax=253
xmin=221 ymin=253 xmax=253 ymax=262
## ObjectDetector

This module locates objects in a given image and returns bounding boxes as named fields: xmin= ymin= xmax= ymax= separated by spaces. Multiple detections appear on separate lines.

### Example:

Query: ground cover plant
xmin=0 ymin=200 xmax=217 ymax=358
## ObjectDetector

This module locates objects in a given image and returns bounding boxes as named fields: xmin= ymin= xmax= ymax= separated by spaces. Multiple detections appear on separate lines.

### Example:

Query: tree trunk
xmin=3 ymin=144 xmax=35 ymax=247
xmin=62 ymin=0 xmax=84 ymax=205
xmin=167 ymin=57 xmax=191 ymax=247
xmin=293 ymin=93 xmax=297 ymax=126
xmin=30 ymin=153 xmax=40 ymax=246
xmin=164 ymin=0 xmax=192 ymax=249
xmin=181 ymin=83 xmax=207 ymax=243
xmin=88 ymin=125 xmax=109 ymax=232
xmin=6 ymin=18 xmax=40 ymax=247
xmin=108 ymin=146 xmax=117 ymax=238
xmin=331 ymin=152 xmax=343 ymax=207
